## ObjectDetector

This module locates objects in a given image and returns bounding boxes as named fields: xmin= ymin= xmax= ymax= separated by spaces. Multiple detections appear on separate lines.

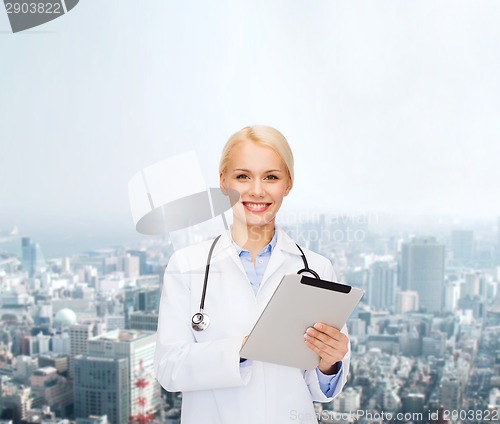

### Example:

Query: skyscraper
xmin=127 ymin=249 xmax=148 ymax=275
xmin=21 ymin=237 xmax=45 ymax=277
xmin=124 ymin=287 xmax=160 ymax=329
xmin=87 ymin=330 xmax=160 ymax=419
xmin=73 ymin=355 xmax=130 ymax=424
xmin=443 ymin=280 xmax=461 ymax=312
xmin=70 ymin=323 xmax=102 ymax=377
xmin=450 ymin=230 xmax=474 ymax=263
xmin=440 ymin=374 xmax=462 ymax=410
xmin=400 ymin=238 xmax=445 ymax=313
xmin=21 ymin=237 xmax=34 ymax=277
xmin=368 ymin=261 xmax=397 ymax=310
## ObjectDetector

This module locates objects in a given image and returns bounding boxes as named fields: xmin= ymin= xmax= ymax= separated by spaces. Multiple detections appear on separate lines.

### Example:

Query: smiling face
xmin=220 ymin=140 xmax=292 ymax=234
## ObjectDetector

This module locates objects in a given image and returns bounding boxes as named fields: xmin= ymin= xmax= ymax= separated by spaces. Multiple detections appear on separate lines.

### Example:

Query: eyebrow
xmin=233 ymin=169 xmax=283 ymax=173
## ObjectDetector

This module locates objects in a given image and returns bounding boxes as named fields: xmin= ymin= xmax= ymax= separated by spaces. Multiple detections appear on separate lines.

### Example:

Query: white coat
xmin=154 ymin=226 xmax=350 ymax=424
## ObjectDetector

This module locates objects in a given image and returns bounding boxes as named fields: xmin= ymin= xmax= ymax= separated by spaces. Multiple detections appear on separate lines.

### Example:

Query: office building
xmin=383 ymin=389 xmax=401 ymax=412
xmin=120 ymin=254 xmax=140 ymax=278
xmin=124 ymin=287 xmax=160 ymax=328
xmin=422 ymin=333 xmax=446 ymax=357
xmin=489 ymin=388 xmax=500 ymax=409
xmin=367 ymin=335 xmax=400 ymax=354
xmin=52 ymin=333 xmax=71 ymax=355
xmin=20 ymin=335 xmax=38 ymax=356
xmin=129 ymin=311 xmax=158 ymax=332
xmin=14 ymin=355 xmax=38 ymax=383
xmin=70 ymin=323 xmax=102 ymax=377
xmin=61 ymin=257 xmax=71 ymax=273
xmin=30 ymin=367 xmax=72 ymax=413
xmin=127 ymin=250 xmax=148 ymax=275
xmin=440 ymin=374 xmax=462 ymax=411
xmin=402 ymin=393 xmax=425 ymax=414
xmin=36 ymin=332 xmax=50 ymax=354
xmin=399 ymin=332 xmax=422 ymax=356
xmin=34 ymin=302 xmax=53 ymax=327
xmin=0 ymin=383 xmax=32 ymax=423
xmin=400 ymin=238 xmax=445 ymax=313
xmin=331 ymin=387 xmax=361 ymax=412
xmin=463 ymin=272 xmax=481 ymax=297
xmin=105 ymin=315 xmax=125 ymax=331
xmin=38 ymin=354 xmax=69 ymax=375
xmin=395 ymin=291 xmax=419 ymax=314
xmin=450 ymin=230 xmax=474 ymax=263
xmin=87 ymin=330 xmax=160 ymax=418
xmin=21 ymin=237 xmax=45 ymax=277
xmin=73 ymin=355 xmax=129 ymax=424
xmin=444 ymin=280 xmax=461 ymax=312
xmin=368 ymin=261 xmax=397 ymax=310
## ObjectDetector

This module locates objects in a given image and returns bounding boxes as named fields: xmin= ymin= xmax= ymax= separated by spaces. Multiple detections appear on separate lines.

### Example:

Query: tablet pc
xmin=239 ymin=274 xmax=364 ymax=370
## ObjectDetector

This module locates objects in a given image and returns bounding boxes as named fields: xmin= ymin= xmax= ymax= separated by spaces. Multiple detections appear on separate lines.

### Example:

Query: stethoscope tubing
xmin=192 ymin=234 xmax=320 ymax=331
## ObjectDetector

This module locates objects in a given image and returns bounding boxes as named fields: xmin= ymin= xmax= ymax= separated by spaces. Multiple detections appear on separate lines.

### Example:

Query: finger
xmin=304 ymin=338 xmax=344 ymax=364
xmin=304 ymin=332 xmax=348 ymax=359
xmin=305 ymin=333 xmax=343 ymax=357
xmin=305 ymin=327 xmax=334 ymax=346
xmin=305 ymin=326 xmax=347 ymax=347
xmin=313 ymin=322 xmax=342 ymax=339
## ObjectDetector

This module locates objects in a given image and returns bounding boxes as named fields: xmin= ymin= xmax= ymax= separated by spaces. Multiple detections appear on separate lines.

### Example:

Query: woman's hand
xmin=304 ymin=322 xmax=348 ymax=374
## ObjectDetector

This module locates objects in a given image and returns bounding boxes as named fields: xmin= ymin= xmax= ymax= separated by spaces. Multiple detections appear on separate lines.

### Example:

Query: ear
xmin=220 ymin=172 xmax=227 ymax=195
xmin=284 ymin=179 xmax=292 ymax=197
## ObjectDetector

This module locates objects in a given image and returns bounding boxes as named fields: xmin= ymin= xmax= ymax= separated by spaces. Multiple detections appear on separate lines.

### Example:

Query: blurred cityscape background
xmin=2 ymin=1 xmax=500 ymax=423
xmin=0 ymin=212 xmax=499 ymax=423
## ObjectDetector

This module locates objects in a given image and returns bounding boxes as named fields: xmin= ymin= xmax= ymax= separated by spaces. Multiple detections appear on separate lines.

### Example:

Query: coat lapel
xmin=211 ymin=229 xmax=248 ymax=280
xmin=210 ymin=226 xmax=303 ymax=288
xmin=260 ymin=226 xmax=303 ymax=287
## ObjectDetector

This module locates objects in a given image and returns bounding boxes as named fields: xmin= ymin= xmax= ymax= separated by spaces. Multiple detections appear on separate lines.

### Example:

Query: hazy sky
xmin=1 ymin=0 xmax=500 ymax=248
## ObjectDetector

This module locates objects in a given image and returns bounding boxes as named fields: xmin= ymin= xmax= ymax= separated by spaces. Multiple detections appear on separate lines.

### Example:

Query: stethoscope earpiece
xmin=192 ymin=234 xmax=320 ymax=331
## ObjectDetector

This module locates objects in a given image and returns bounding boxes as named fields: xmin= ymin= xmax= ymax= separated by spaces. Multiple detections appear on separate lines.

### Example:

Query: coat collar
xmin=211 ymin=225 xmax=302 ymax=259
xmin=210 ymin=226 xmax=303 ymax=288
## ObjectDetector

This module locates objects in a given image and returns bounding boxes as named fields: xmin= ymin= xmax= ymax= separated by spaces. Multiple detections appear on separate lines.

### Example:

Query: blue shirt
xmin=231 ymin=229 xmax=278 ymax=296
xmin=231 ymin=229 xmax=343 ymax=397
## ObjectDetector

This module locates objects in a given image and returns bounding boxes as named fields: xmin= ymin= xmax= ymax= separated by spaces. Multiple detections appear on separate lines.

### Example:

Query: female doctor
xmin=154 ymin=125 xmax=350 ymax=424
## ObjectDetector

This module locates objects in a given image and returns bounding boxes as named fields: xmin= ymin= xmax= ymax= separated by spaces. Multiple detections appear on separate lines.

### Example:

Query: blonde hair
xmin=219 ymin=125 xmax=294 ymax=185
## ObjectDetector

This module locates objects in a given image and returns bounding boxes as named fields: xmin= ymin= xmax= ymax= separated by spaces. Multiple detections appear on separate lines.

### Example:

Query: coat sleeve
xmin=154 ymin=250 xmax=252 ymax=392
xmin=303 ymin=258 xmax=351 ymax=402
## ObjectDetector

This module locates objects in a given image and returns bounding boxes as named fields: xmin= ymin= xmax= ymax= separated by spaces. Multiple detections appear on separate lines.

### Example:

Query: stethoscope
xmin=191 ymin=234 xmax=320 ymax=331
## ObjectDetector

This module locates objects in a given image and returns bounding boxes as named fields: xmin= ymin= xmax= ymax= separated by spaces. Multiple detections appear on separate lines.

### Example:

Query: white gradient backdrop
xmin=1 ymin=0 xmax=499 ymax=249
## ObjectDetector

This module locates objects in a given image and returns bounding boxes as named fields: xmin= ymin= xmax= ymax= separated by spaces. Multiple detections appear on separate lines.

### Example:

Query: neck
xmin=231 ymin=220 xmax=275 ymax=255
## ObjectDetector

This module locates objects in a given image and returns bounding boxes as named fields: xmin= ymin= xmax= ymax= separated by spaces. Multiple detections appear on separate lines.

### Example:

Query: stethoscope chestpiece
xmin=191 ymin=311 xmax=210 ymax=331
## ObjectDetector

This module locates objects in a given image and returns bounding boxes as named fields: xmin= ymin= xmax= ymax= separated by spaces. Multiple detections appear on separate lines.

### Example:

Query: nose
xmin=248 ymin=179 xmax=265 ymax=197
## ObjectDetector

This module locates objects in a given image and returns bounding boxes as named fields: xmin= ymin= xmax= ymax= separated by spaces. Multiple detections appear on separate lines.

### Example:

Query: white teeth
xmin=245 ymin=203 xmax=267 ymax=210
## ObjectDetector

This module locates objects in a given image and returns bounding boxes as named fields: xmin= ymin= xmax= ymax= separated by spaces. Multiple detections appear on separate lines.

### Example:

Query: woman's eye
xmin=265 ymin=175 xmax=278 ymax=180
xmin=236 ymin=174 xmax=249 ymax=179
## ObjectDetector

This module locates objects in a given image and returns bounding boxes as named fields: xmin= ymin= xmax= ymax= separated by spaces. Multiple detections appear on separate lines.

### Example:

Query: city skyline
xmin=1 ymin=210 xmax=499 ymax=423
xmin=1 ymin=209 xmax=499 ymax=261
xmin=2 ymin=1 xmax=500 ymax=422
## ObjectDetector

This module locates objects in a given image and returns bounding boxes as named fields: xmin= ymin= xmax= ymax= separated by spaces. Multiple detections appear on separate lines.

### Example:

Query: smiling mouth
xmin=242 ymin=202 xmax=271 ymax=212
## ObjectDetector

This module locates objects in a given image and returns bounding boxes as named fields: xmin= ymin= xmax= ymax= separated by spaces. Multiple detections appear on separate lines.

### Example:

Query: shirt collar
xmin=231 ymin=227 xmax=278 ymax=256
